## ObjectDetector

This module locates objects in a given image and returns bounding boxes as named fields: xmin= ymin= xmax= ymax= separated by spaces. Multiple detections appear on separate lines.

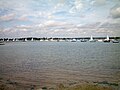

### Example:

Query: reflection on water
xmin=0 ymin=42 xmax=120 ymax=85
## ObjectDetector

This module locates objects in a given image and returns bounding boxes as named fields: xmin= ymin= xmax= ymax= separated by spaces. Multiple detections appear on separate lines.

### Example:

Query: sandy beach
xmin=0 ymin=77 xmax=119 ymax=90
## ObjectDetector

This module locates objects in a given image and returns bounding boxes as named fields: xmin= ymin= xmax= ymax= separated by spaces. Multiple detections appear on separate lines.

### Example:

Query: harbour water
xmin=0 ymin=41 xmax=120 ymax=87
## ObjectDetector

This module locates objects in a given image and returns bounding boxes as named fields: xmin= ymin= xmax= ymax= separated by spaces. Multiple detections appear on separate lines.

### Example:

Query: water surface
xmin=0 ymin=42 xmax=120 ymax=86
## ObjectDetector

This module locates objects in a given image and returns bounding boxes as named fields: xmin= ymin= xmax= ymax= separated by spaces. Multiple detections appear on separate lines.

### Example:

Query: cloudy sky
xmin=0 ymin=0 xmax=120 ymax=38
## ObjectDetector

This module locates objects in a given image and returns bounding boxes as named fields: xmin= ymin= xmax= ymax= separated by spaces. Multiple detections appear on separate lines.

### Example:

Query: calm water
xmin=0 ymin=41 xmax=120 ymax=85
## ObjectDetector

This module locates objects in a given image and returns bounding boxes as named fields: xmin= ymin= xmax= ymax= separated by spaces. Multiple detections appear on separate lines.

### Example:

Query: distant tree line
xmin=0 ymin=37 xmax=120 ymax=41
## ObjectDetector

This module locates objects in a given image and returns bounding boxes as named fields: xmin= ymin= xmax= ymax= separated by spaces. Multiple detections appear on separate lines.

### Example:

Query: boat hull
xmin=103 ymin=40 xmax=110 ymax=42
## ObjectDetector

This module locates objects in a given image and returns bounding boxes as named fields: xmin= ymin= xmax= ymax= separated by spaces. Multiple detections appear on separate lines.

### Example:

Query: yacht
xmin=89 ymin=36 xmax=96 ymax=42
xmin=31 ymin=38 xmax=34 ymax=41
xmin=104 ymin=35 xmax=110 ymax=42
xmin=97 ymin=39 xmax=103 ymax=42
xmin=112 ymin=39 xmax=119 ymax=43
xmin=24 ymin=38 xmax=27 ymax=42
xmin=81 ymin=39 xmax=87 ymax=42
xmin=71 ymin=39 xmax=77 ymax=42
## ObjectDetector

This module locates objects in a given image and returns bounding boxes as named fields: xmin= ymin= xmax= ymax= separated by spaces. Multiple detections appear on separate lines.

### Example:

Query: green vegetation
xmin=56 ymin=83 xmax=113 ymax=90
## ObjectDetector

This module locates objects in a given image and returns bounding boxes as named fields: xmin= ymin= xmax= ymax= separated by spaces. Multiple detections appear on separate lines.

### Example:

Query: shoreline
xmin=0 ymin=77 xmax=119 ymax=90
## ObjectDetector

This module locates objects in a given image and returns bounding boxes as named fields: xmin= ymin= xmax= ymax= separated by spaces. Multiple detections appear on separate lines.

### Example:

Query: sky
xmin=0 ymin=0 xmax=120 ymax=38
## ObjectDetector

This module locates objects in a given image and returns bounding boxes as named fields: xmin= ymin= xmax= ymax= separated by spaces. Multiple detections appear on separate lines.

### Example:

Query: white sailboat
xmin=106 ymin=35 xmax=109 ymax=40
xmin=7 ymin=39 xmax=9 ymax=42
xmin=104 ymin=35 xmax=110 ymax=42
xmin=24 ymin=38 xmax=27 ymax=42
xmin=31 ymin=38 xmax=34 ymax=41
xmin=89 ymin=36 xmax=96 ymax=42
xmin=13 ymin=38 xmax=15 ymax=42
xmin=15 ymin=38 xmax=19 ymax=42
xmin=71 ymin=39 xmax=77 ymax=42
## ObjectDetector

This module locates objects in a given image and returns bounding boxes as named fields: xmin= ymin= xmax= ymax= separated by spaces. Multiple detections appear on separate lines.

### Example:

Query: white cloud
xmin=0 ymin=13 xmax=15 ymax=21
xmin=2 ymin=28 xmax=12 ymax=32
xmin=96 ymin=28 xmax=113 ymax=33
xmin=91 ymin=0 xmax=106 ymax=6
xmin=0 ymin=0 xmax=120 ymax=37
xmin=0 ymin=0 xmax=30 ymax=13
xmin=16 ymin=25 xmax=32 ymax=29
xmin=43 ymin=20 xmax=67 ymax=27
xmin=17 ymin=15 xmax=28 ymax=21
xmin=110 ymin=6 xmax=120 ymax=18
xmin=69 ymin=0 xmax=83 ymax=14
xmin=54 ymin=3 xmax=64 ymax=10
xmin=75 ymin=0 xmax=83 ymax=10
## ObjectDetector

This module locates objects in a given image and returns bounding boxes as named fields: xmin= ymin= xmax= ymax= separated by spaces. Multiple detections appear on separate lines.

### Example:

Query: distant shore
xmin=0 ymin=36 xmax=120 ymax=42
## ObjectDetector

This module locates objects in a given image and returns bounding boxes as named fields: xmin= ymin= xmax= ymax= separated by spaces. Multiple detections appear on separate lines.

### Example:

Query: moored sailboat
xmin=89 ymin=36 xmax=96 ymax=42
xmin=103 ymin=35 xmax=110 ymax=42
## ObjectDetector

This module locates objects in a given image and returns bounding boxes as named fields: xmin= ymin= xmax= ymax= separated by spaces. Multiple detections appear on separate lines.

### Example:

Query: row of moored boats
xmin=0 ymin=36 xmax=119 ymax=45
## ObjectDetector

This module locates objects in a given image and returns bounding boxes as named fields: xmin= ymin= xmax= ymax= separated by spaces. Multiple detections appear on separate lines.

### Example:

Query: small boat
xmin=71 ymin=39 xmax=77 ymax=42
xmin=103 ymin=35 xmax=110 ymax=42
xmin=89 ymin=36 xmax=96 ymax=42
xmin=23 ymin=38 xmax=27 ymax=42
xmin=112 ymin=40 xmax=119 ymax=43
xmin=81 ymin=39 xmax=87 ymax=42
xmin=97 ymin=39 xmax=103 ymax=42
xmin=31 ymin=38 xmax=34 ymax=41
xmin=25 ymin=38 xmax=27 ymax=42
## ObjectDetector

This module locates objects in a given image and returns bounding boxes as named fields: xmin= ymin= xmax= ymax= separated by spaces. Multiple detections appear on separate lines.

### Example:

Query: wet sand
xmin=0 ymin=68 xmax=119 ymax=90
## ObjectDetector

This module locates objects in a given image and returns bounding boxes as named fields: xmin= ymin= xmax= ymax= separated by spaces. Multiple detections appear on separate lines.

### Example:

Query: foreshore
xmin=0 ymin=77 xmax=119 ymax=90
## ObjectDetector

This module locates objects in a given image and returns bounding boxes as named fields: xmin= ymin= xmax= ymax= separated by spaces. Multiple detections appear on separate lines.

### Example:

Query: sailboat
xmin=71 ymin=39 xmax=77 ymax=42
xmin=25 ymin=38 xmax=27 ymax=42
xmin=81 ymin=39 xmax=87 ymax=42
xmin=103 ymin=35 xmax=110 ymax=42
xmin=89 ymin=36 xmax=96 ymax=42
xmin=31 ymin=38 xmax=34 ymax=41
